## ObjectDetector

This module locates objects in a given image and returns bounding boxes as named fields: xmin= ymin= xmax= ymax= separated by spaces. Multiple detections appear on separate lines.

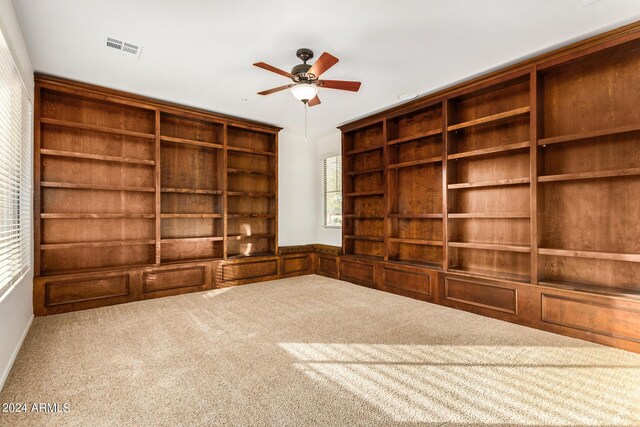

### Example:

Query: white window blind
xmin=323 ymin=155 xmax=342 ymax=227
xmin=0 ymin=30 xmax=32 ymax=298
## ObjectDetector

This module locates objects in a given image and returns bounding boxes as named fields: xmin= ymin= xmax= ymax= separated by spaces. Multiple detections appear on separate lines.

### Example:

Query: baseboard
xmin=0 ymin=313 xmax=34 ymax=392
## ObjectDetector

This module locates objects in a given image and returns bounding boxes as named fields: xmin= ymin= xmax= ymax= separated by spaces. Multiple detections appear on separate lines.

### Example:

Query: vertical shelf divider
xmin=382 ymin=118 xmax=389 ymax=262
xmin=154 ymin=109 xmax=162 ymax=264
xmin=442 ymin=99 xmax=449 ymax=271
xmin=223 ymin=123 xmax=228 ymax=260
xmin=529 ymin=69 xmax=539 ymax=284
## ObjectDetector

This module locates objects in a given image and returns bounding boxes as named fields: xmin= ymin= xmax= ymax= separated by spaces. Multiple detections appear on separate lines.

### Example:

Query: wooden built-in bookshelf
xmin=339 ymin=23 xmax=640 ymax=352
xmin=35 ymin=76 xmax=279 ymax=279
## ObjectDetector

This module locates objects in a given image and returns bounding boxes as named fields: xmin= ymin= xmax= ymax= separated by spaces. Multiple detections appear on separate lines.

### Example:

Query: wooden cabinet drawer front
xmin=143 ymin=266 xmax=206 ymax=293
xmin=444 ymin=277 xmax=518 ymax=315
xmin=222 ymin=259 xmax=279 ymax=282
xmin=282 ymin=255 xmax=310 ymax=275
xmin=45 ymin=275 xmax=130 ymax=307
xmin=340 ymin=259 xmax=375 ymax=287
xmin=383 ymin=266 xmax=433 ymax=296
xmin=317 ymin=255 xmax=338 ymax=278
xmin=542 ymin=294 xmax=640 ymax=343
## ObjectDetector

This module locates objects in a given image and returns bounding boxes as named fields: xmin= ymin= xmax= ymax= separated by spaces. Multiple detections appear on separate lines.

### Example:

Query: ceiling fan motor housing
xmin=291 ymin=63 xmax=312 ymax=80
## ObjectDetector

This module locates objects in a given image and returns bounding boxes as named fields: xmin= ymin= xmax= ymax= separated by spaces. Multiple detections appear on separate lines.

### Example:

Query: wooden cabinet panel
xmin=45 ymin=275 xmax=130 ymax=306
xmin=315 ymin=254 xmax=339 ymax=279
xmin=381 ymin=264 xmax=435 ymax=299
xmin=143 ymin=265 xmax=208 ymax=297
xmin=281 ymin=254 xmax=310 ymax=277
xmin=340 ymin=258 xmax=376 ymax=288
xmin=220 ymin=257 xmax=279 ymax=285
xmin=443 ymin=276 xmax=518 ymax=315
xmin=541 ymin=293 xmax=640 ymax=343
xmin=34 ymin=271 xmax=137 ymax=315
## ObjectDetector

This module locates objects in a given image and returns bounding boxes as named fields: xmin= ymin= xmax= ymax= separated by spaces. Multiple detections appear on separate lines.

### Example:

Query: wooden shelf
xmin=448 ymin=177 xmax=530 ymax=190
xmin=447 ymin=267 xmax=530 ymax=284
xmin=388 ymin=213 xmax=443 ymax=219
xmin=41 ymin=239 xmax=156 ymax=250
xmin=345 ymin=167 xmax=385 ymax=176
xmin=161 ymin=214 xmax=223 ymax=219
xmin=227 ymin=214 xmax=275 ymax=219
xmin=227 ymin=234 xmax=275 ymax=241
xmin=538 ymin=168 xmax=640 ymax=183
xmin=341 ymin=254 xmax=384 ymax=262
xmin=41 ymin=181 xmax=155 ymax=193
xmin=448 ymin=241 xmax=531 ymax=253
xmin=161 ymin=236 xmax=224 ymax=243
xmin=226 ymin=191 xmax=275 ymax=198
xmin=538 ymin=248 xmax=640 ymax=263
xmin=388 ymin=237 xmax=443 ymax=246
xmin=227 ymin=168 xmax=274 ymax=177
xmin=41 ymin=149 xmax=155 ymax=166
xmin=538 ymin=124 xmax=640 ymax=146
xmin=387 ymin=129 xmax=442 ymax=145
xmin=41 ymin=213 xmax=155 ymax=219
xmin=387 ymin=156 xmax=442 ymax=170
xmin=226 ymin=252 xmax=276 ymax=260
xmin=448 ymin=141 xmax=530 ymax=160
xmin=345 ymin=144 xmax=384 ymax=156
xmin=161 ymin=187 xmax=223 ymax=195
xmin=385 ymin=258 xmax=443 ymax=270
xmin=344 ymin=191 xmax=384 ymax=197
xmin=447 ymin=106 xmax=530 ymax=132
xmin=345 ymin=235 xmax=385 ymax=242
xmin=40 ymin=117 xmax=156 ymax=140
xmin=448 ymin=213 xmax=530 ymax=219
xmin=539 ymin=280 xmax=640 ymax=301
xmin=344 ymin=214 xmax=384 ymax=219
xmin=160 ymin=135 xmax=223 ymax=150
xmin=227 ymin=146 xmax=275 ymax=157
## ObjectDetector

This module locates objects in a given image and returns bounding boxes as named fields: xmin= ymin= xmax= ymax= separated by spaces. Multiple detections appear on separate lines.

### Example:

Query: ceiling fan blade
xmin=257 ymin=84 xmax=294 ymax=96
xmin=308 ymin=95 xmax=321 ymax=107
xmin=319 ymin=80 xmax=362 ymax=92
xmin=307 ymin=52 xmax=339 ymax=78
xmin=253 ymin=62 xmax=292 ymax=78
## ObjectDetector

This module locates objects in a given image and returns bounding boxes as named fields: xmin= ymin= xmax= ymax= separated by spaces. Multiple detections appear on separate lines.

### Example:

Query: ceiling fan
xmin=254 ymin=48 xmax=361 ymax=107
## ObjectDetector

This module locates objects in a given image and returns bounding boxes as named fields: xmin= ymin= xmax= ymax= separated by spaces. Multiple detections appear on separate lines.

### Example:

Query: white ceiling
xmin=13 ymin=0 xmax=640 ymax=138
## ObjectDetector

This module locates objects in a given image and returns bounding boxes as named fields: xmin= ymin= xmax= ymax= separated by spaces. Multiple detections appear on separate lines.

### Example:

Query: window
xmin=0 ymin=30 xmax=32 ymax=298
xmin=322 ymin=155 xmax=342 ymax=227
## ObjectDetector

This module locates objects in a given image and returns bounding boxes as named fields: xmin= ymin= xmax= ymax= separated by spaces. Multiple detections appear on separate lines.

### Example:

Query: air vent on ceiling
xmin=106 ymin=38 xmax=123 ymax=50
xmin=105 ymin=37 xmax=143 ymax=59
xmin=122 ymin=43 xmax=138 ymax=55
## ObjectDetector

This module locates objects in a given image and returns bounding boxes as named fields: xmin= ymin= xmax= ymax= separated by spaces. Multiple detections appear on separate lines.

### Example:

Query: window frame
xmin=321 ymin=154 xmax=342 ymax=229
xmin=0 ymin=29 xmax=33 ymax=301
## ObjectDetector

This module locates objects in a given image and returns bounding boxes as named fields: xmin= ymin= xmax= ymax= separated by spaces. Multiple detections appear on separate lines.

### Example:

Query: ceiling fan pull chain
xmin=304 ymin=103 xmax=308 ymax=142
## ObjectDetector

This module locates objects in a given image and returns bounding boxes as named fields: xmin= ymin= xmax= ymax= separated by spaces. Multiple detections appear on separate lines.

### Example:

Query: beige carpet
xmin=1 ymin=275 xmax=640 ymax=426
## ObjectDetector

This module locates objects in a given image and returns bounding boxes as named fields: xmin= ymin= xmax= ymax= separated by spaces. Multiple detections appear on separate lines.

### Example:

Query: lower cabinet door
xmin=34 ymin=271 xmax=136 ymax=315
xmin=281 ymin=254 xmax=311 ymax=277
xmin=440 ymin=274 xmax=521 ymax=321
xmin=381 ymin=263 xmax=437 ymax=301
xmin=340 ymin=258 xmax=376 ymax=288
xmin=142 ymin=263 xmax=211 ymax=299
xmin=219 ymin=257 xmax=280 ymax=286
xmin=316 ymin=254 xmax=339 ymax=279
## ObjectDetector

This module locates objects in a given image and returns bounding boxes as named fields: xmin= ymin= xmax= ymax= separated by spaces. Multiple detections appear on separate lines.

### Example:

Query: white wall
xmin=316 ymin=131 xmax=342 ymax=246
xmin=277 ymin=131 xmax=317 ymax=246
xmin=0 ymin=0 xmax=34 ymax=391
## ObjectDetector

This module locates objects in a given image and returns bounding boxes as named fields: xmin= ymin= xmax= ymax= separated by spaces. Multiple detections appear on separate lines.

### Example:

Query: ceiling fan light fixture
xmin=290 ymin=83 xmax=318 ymax=102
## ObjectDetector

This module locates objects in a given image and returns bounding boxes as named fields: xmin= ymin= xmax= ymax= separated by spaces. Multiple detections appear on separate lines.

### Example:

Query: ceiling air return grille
xmin=106 ymin=38 xmax=123 ymax=50
xmin=106 ymin=37 xmax=143 ymax=59
xmin=122 ymin=43 xmax=139 ymax=55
